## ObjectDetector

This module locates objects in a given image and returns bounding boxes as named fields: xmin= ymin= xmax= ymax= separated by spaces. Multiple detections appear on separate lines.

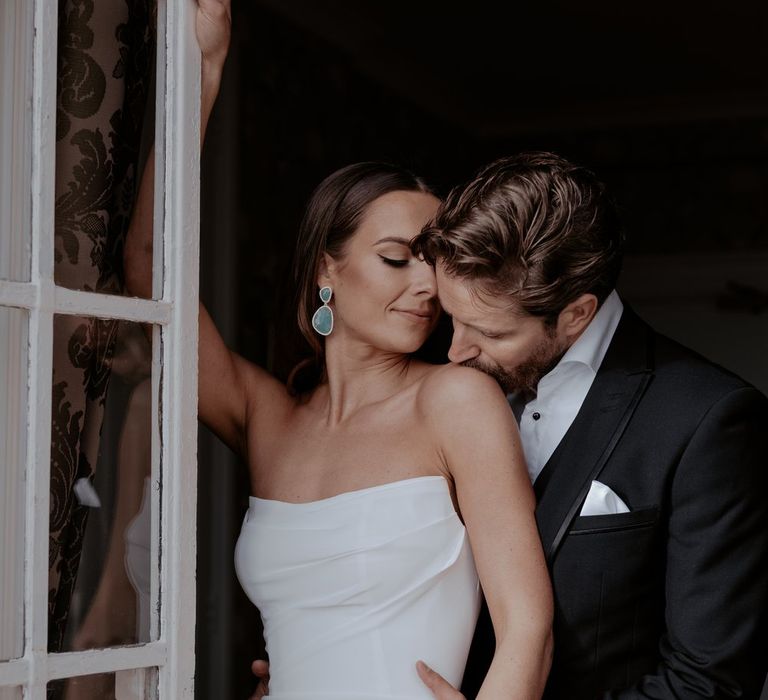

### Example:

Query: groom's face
xmin=436 ymin=265 xmax=569 ymax=394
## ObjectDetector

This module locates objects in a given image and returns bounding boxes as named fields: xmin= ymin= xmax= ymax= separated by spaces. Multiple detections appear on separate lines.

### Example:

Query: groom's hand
xmin=248 ymin=659 xmax=270 ymax=700
xmin=416 ymin=661 xmax=466 ymax=699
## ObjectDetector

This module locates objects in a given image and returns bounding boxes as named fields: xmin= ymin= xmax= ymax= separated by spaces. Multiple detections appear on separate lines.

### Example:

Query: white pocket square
xmin=579 ymin=480 xmax=630 ymax=517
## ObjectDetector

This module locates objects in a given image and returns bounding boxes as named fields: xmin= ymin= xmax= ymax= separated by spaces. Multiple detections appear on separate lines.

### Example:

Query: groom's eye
xmin=480 ymin=330 xmax=503 ymax=339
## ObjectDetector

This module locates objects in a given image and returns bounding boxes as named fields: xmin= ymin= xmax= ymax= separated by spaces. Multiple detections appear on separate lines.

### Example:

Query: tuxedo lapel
xmin=534 ymin=308 xmax=654 ymax=565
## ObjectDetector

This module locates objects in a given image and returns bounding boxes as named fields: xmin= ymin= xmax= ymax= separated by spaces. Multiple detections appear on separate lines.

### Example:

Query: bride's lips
xmin=393 ymin=308 xmax=434 ymax=322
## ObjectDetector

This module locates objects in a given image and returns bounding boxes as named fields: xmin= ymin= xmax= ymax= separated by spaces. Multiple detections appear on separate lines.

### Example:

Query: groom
xmin=409 ymin=152 xmax=768 ymax=699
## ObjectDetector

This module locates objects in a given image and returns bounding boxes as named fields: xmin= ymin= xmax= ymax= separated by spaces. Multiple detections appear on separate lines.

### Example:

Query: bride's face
xmin=321 ymin=190 xmax=441 ymax=354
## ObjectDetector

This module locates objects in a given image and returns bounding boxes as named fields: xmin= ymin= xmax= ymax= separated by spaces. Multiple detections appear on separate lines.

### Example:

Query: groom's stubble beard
xmin=461 ymin=323 xmax=567 ymax=395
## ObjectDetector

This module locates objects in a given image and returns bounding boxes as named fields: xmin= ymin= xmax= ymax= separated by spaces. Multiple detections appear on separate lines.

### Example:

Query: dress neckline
xmin=249 ymin=474 xmax=449 ymax=508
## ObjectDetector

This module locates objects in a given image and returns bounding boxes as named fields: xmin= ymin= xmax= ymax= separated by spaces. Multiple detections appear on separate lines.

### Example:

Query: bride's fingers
xmin=248 ymin=680 xmax=268 ymax=700
xmin=251 ymin=659 xmax=270 ymax=680
xmin=248 ymin=660 xmax=269 ymax=700
xmin=416 ymin=661 xmax=465 ymax=699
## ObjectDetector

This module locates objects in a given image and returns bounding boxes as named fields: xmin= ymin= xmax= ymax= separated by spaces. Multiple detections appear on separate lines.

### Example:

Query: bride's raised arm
xmin=124 ymin=0 xmax=282 ymax=459
xmin=420 ymin=364 xmax=554 ymax=699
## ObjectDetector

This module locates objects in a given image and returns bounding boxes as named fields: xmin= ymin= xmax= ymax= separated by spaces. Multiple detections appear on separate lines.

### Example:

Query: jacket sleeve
xmin=606 ymin=386 xmax=768 ymax=699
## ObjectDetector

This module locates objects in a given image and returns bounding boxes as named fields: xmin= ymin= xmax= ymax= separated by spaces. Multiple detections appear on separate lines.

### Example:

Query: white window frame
xmin=0 ymin=0 xmax=201 ymax=697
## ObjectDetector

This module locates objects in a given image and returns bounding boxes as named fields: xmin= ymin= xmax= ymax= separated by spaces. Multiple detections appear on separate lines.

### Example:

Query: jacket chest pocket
xmin=554 ymin=505 xmax=662 ymax=597
xmin=569 ymin=505 xmax=660 ymax=535
xmin=556 ymin=504 xmax=662 ymax=582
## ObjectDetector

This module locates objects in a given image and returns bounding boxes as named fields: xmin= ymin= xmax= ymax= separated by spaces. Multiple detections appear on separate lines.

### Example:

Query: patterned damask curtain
xmin=49 ymin=0 xmax=155 ymax=657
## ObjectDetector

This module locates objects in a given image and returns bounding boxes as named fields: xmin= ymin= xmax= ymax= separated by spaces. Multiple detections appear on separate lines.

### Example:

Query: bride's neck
xmin=317 ymin=336 xmax=414 ymax=425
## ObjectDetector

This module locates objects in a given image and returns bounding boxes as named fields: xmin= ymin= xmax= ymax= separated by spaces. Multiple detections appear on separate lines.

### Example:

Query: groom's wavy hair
xmin=412 ymin=152 xmax=625 ymax=324
xmin=288 ymin=161 xmax=433 ymax=394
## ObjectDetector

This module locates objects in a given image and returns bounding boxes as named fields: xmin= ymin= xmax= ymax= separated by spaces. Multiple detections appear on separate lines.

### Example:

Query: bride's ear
xmin=316 ymin=252 xmax=336 ymax=288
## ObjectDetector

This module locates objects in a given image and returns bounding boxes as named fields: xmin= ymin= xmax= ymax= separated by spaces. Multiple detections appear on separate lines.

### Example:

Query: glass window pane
xmin=54 ymin=2 xmax=159 ymax=298
xmin=0 ymin=0 xmax=32 ymax=282
xmin=0 ymin=306 xmax=28 ymax=661
xmin=50 ymin=317 xmax=157 ymax=653
xmin=48 ymin=668 xmax=158 ymax=700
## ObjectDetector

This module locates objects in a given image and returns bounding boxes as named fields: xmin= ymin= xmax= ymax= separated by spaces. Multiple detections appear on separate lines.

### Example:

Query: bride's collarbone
xmin=301 ymin=367 xmax=433 ymax=422
xmin=294 ymin=391 xmax=425 ymax=434
xmin=249 ymin=417 xmax=442 ymax=498
xmin=263 ymin=420 xmax=434 ymax=465
xmin=245 ymin=379 xmax=442 ymax=493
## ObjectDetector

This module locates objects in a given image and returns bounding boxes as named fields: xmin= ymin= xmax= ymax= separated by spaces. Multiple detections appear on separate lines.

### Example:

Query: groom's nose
xmin=447 ymin=325 xmax=480 ymax=364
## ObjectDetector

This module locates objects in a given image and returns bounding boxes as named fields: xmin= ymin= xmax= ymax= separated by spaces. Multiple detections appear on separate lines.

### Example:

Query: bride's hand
xmin=416 ymin=661 xmax=466 ymax=700
xmin=196 ymin=0 xmax=231 ymax=70
xmin=249 ymin=659 xmax=270 ymax=700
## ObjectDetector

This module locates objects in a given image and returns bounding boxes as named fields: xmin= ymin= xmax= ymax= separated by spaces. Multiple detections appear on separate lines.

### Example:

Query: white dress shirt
xmin=510 ymin=290 xmax=624 ymax=483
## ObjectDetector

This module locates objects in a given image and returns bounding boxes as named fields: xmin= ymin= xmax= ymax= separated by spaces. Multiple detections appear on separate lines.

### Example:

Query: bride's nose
xmin=411 ymin=259 xmax=437 ymax=297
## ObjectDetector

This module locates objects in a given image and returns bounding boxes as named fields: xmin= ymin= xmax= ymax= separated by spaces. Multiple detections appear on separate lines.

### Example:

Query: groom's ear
xmin=557 ymin=293 xmax=599 ymax=340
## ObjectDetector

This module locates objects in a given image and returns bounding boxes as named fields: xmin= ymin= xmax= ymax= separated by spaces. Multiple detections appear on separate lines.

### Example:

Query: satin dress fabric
xmin=235 ymin=475 xmax=481 ymax=699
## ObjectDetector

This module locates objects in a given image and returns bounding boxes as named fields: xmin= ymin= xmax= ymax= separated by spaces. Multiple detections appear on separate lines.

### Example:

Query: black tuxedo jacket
xmin=461 ymin=307 xmax=768 ymax=699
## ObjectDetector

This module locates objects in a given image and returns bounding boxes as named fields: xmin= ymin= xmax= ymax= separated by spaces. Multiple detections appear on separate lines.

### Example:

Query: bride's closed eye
xmin=378 ymin=255 xmax=409 ymax=268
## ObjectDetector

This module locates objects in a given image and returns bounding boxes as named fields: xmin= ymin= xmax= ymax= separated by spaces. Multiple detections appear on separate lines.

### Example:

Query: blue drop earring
xmin=311 ymin=286 xmax=334 ymax=336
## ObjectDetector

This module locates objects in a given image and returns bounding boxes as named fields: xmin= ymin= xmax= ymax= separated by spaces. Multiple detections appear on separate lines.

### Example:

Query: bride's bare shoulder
xmin=417 ymin=362 xmax=508 ymax=411
xmin=416 ymin=364 xmax=520 ymax=462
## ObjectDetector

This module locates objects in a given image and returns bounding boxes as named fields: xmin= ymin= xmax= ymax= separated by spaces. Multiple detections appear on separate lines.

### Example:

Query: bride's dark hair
xmin=288 ymin=162 xmax=433 ymax=395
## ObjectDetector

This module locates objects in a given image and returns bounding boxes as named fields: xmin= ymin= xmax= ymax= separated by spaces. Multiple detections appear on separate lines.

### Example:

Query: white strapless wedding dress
xmin=235 ymin=475 xmax=481 ymax=700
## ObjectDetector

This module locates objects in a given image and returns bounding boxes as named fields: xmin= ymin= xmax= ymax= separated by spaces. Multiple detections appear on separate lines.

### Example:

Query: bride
xmin=125 ymin=2 xmax=553 ymax=698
